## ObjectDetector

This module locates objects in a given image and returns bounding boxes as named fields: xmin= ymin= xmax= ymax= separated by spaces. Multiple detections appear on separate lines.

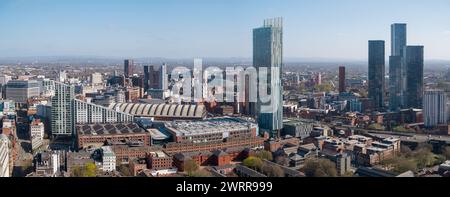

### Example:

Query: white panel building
xmin=423 ymin=90 xmax=448 ymax=127
xmin=101 ymin=146 xmax=116 ymax=172
xmin=75 ymin=99 xmax=134 ymax=124
xmin=0 ymin=134 xmax=10 ymax=177
xmin=30 ymin=120 xmax=45 ymax=151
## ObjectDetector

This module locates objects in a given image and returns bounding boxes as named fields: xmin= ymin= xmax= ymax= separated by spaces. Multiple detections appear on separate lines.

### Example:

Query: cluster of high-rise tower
xmin=368 ymin=23 xmax=424 ymax=111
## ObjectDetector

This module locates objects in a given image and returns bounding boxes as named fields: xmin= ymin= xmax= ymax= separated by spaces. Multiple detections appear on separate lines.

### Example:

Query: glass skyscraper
xmin=389 ymin=23 xmax=407 ymax=111
xmin=144 ymin=64 xmax=168 ymax=91
xmin=404 ymin=46 xmax=424 ymax=109
xmin=253 ymin=18 xmax=283 ymax=137
xmin=391 ymin=24 xmax=407 ymax=56
xmin=124 ymin=59 xmax=134 ymax=78
xmin=368 ymin=40 xmax=385 ymax=110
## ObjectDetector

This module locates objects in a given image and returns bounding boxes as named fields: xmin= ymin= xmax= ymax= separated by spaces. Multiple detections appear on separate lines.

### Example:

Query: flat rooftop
xmin=349 ymin=135 xmax=372 ymax=141
xmin=283 ymin=118 xmax=316 ymax=125
xmin=76 ymin=123 xmax=146 ymax=136
xmin=166 ymin=117 xmax=257 ymax=137
xmin=147 ymin=128 xmax=170 ymax=140
xmin=149 ymin=151 xmax=169 ymax=158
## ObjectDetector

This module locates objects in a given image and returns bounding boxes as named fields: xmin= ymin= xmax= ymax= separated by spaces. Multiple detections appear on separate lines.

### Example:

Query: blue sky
xmin=0 ymin=0 xmax=449 ymax=60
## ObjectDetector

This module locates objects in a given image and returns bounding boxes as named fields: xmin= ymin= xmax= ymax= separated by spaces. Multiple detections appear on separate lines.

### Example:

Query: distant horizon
xmin=2 ymin=55 xmax=450 ymax=66
xmin=2 ymin=55 xmax=450 ymax=61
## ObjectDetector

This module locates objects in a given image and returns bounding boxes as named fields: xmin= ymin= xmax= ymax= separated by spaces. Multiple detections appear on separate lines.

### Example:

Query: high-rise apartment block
xmin=404 ymin=46 xmax=424 ymax=109
xmin=253 ymin=17 xmax=284 ymax=137
xmin=51 ymin=82 xmax=75 ymax=136
xmin=144 ymin=64 xmax=167 ymax=92
xmin=423 ymin=90 xmax=447 ymax=127
xmin=389 ymin=24 xmax=407 ymax=111
xmin=124 ymin=59 xmax=134 ymax=78
xmin=368 ymin=40 xmax=385 ymax=109
xmin=339 ymin=66 xmax=346 ymax=93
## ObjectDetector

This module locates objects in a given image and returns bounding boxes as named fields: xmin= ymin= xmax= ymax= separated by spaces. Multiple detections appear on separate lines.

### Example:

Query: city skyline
xmin=1 ymin=0 xmax=450 ymax=60
xmin=1 ymin=0 xmax=450 ymax=181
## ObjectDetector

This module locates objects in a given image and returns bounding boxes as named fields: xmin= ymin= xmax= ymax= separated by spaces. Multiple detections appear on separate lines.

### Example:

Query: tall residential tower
xmin=51 ymin=82 xmax=75 ymax=136
xmin=339 ymin=66 xmax=346 ymax=93
xmin=253 ymin=18 xmax=284 ymax=138
xmin=404 ymin=46 xmax=424 ymax=109
xmin=389 ymin=23 xmax=407 ymax=111
xmin=368 ymin=40 xmax=385 ymax=110
xmin=124 ymin=59 xmax=134 ymax=78
xmin=423 ymin=90 xmax=447 ymax=127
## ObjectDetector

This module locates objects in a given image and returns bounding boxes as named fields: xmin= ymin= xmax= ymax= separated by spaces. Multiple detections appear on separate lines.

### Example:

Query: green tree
xmin=303 ymin=158 xmax=337 ymax=177
xmin=443 ymin=147 xmax=450 ymax=159
xmin=382 ymin=144 xmax=447 ymax=174
xmin=70 ymin=163 xmax=98 ymax=177
xmin=243 ymin=156 xmax=263 ymax=171
xmin=274 ymin=155 xmax=289 ymax=166
xmin=83 ymin=163 xmax=98 ymax=177
xmin=117 ymin=164 xmax=133 ymax=177
xmin=314 ymin=83 xmax=333 ymax=92
xmin=191 ymin=169 xmax=212 ymax=177
xmin=413 ymin=148 xmax=436 ymax=168
xmin=393 ymin=126 xmax=414 ymax=133
xmin=391 ymin=158 xmax=417 ymax=174
xmin=184 ymin=159 xmax=199 ymax=177
xmin=256 ymin=150 xmax=273 ymax=161
xmin=261 ymin=164 xmax=284 ymax=177
xmin=400 ymin=146 xmax=413 ymax=157
xmin=434 ymin=155 xmax=447 ymax=165
xmin=368 ymin=123 xmax=385 ymax=131
xmin=71 ymin=166 xmax=83 ymax=177
xmin=341 ymin=171 xmax=354 ymax=177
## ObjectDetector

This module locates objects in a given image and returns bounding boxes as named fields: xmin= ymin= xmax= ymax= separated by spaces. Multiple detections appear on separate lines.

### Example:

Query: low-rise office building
xmin=147 ymin=151 xmax=173 ymax=170
xmin=165 ymin=117 xmax=258 ymax=144
xmin=76 ymin=123 xmax=151 ymax=149
xmin=30 ymin=119 xmax=45 ymax=151
xmin=101 ymin=146 xmax=116 ymax=172
xmin=5 ymin=80 xmax=40 ymax=103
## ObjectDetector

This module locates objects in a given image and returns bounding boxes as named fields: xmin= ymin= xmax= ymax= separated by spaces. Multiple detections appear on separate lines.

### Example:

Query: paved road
xmin=348 ymin=127 xmax=450 ymax=143
xmin=12 ymin=121 xmax=33 ymax=177
xmin=366 ymin=131 xmax=450 ymax=143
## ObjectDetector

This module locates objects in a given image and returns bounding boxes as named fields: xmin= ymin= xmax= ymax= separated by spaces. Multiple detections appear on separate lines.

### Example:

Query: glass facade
xmin=389 ymin=23 xmax=407 ymax=111
xmin=253 ymin=18 xmax=283 ymax=137
xmin=368 ymin=40 xmax=385 ymax=109
xmin=404 ymin=46 xmax=424 ymax=109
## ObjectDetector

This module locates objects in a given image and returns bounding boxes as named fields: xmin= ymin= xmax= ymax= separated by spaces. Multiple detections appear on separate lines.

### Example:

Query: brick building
xmin=76 ymin=123 xmax=151 ymax=150
xmin=146 ymin=151 xmax=173 ymax=170
xmin=129 ymin=158 xmax=148 ymax=176
xmin=112 ymin=145 xmax=161 ymax=164
xmin=164 ymin=137 xmax=264 ymax=154
xmin=173 ymin=147 xmax=252 ymax=172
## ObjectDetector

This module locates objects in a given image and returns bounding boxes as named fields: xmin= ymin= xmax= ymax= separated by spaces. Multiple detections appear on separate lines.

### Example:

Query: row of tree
xmin=183 ymin=159 xmax=212 ymax=177
xmin=302 ymin=158 xmax=338 ymax=177
xmin=242 ymin=150 xmax=285 ymax=177
xmin=381 ymin=144 xmax=448 ymax=174
xmin=71 ymin=163 xmax=98 ymax=177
